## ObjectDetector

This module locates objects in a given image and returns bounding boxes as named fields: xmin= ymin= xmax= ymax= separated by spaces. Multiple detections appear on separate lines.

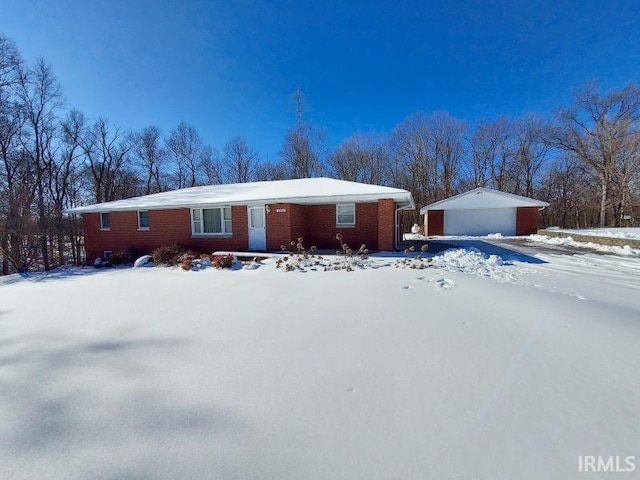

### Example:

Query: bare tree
xmin=166 ymin=122 xmax=204 ymax=188
xmin=546 ymin=83 xmax=640 ymax=226
xmin=54 ymin=109 xmax=86 ymax=264
xmin=469 ymin=118 xmax=504 ymax=188
xmin=467 ymin=117 xmax=518 ymax=191
xmin=222 ymin=137 xmax=258 ymax=183
xmin=510 ymin=115 xmax=549 ymax=197
xmin=389 ymin=110 xmax=433 ymax=220
xmin=280 ymin=123 xmax=325 ymax=178
xmin=132 ymin=125 xmax=168 ymax=194
xmin=16 ymin=58 xmax=64 ymax=270
xmin=430 ymin=112 xmax=466 ymax=198
xmin=280 ymin=89 xmax=325 ymax=178
xmin=610 ymin=127 xmax=640 ymax=225
xmin=75 ymin=117 xmax=133 ymax=203
xmin=0 ymin=106 xmax=37 ymax=272
xmin=539 ymin=155 xmax=599 ymax=228
xmin=0 ymin=35 xmax=26 ymax=273
xmin=200 ymin=145 xmax=223 ymax=185
xmin=328 ymin=132 xmax=391 ymax=184
xmin=389 ymin=111 xmax=467 ymax=223
xmin=253 ymin=159 xmax=290 ymax=181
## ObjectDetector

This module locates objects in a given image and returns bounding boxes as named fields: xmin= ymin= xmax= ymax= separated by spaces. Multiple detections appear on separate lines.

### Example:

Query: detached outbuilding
xmin=420 ymin=188 xmax=549 ymax=236
xmin=65 ymin=177 xmax=415 ymax=262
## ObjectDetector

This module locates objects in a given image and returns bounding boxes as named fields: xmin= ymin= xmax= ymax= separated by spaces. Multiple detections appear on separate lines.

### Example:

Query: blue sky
xmin=2 ymin=0 xmax=639 ymax=159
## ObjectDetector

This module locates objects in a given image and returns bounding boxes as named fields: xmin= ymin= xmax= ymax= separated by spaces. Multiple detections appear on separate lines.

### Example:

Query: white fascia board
xmin=419 ymin=188 xmax=549 ymax=213
xmin=65 ymin=192 xmax=414 ymax=214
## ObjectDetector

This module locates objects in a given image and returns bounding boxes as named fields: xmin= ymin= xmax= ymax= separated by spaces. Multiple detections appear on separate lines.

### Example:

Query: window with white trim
xmin=191 ymin=207 xmax=232 ymax=235
xmin=100 ymin=212 xmax=110 ymax=230
xmin=138 ymin=210 xmax=150 ymax=229
xmin=336 ymin=204 xmax=356 ymax=226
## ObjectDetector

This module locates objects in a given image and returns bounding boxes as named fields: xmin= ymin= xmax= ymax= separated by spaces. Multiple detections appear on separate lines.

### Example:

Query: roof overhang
xmin=419 ymin=188 xmax=549 ymax=214
xmin=64 ymin=178 xmax=416 ymax=214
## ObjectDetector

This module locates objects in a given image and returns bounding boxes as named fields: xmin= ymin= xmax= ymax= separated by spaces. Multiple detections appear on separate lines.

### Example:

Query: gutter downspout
xmin=394 ymin=205 xmax=414 ymax=251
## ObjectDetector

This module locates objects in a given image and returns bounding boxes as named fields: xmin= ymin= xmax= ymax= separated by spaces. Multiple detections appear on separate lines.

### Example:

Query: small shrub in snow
xmin=180 ymin=254 xmax=196 ymax=271
xmin=276 ymin=237 xmax=324 ymax=271
xmin=212 ymin=254 xmax=235 ymax=269
xmin=152 ymin=244 xmax=187 ymax=266
xmin=396 ymin=244 xmax=433 ymax=269
xmin=275 ymin=234 xmax=370 ymax=272
xmin=110 ymin=248 xmax=144 ymax=266
xmin=178 ymin=250 xmax=199 ymax=263
xmin=324 ymin=233 xmax=369 ymax=271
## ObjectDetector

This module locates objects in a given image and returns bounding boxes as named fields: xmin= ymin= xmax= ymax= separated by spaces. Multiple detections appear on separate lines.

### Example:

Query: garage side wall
xmin=82 ymin=207 xmax=249 ymax=262
xmin=425 ymin=210 xmax=444 ymax=236
xmin=516 ymin=207 xmax=540 ymax=235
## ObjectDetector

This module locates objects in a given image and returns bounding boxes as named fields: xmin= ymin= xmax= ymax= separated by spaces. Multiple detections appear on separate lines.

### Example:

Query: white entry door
xmin=248 ymin=206 xmax=267 ymax=250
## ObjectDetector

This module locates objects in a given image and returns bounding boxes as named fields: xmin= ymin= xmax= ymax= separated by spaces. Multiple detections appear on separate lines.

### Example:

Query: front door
xmin=248 ymin=206 xmax=267 ymax=251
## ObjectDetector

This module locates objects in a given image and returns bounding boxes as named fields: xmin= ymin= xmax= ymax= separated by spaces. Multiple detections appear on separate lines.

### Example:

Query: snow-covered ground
xmin=528 ymin=234 xmax=640 ymax=256
xmin=405 ymin=230 xmax=640 ymax=256
xmin=1 ymin=247 xmax=639 ymax=479
xmin=549 ymin=227 xmax=640 ymax=240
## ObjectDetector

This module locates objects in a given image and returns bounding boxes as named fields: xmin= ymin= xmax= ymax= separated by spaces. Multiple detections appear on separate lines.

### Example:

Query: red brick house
xmin=421 ymin=187 xmax=549 ymax=236
xmin=65 ymin=178 xmax=415 ymax=262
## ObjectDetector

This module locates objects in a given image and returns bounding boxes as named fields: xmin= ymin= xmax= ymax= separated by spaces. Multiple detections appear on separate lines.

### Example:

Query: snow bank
xmin=429 ymin=248 xmax=520 ymax=282
xmin=133 ymin=255 xmax=153 ymax=267
xmin=552 ymin=227 xmax=640 ymax=240
xmin=403 ymin=232 xmax=427 ymax=240
xmin=529 ymin=234 xmax=640 ymax=256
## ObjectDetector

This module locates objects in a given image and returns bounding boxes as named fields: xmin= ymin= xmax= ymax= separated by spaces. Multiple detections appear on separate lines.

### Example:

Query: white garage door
xmin=444 ymin=208 xmax=517 ymax=236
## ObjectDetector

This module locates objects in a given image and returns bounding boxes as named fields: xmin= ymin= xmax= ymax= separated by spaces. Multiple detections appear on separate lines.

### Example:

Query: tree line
xmin=1 ymin=34 xmax=639 ymax=272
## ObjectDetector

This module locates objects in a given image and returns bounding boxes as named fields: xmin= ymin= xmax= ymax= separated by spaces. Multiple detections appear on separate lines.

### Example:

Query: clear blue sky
xmin=2 ymin=0 xmax=639 ymax=160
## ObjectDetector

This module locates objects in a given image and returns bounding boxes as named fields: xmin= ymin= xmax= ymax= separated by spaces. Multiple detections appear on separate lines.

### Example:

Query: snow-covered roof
xmin=65 ymin=177 xmax=415 ymax=214
xmin=420 ymin=187 xmax=549 ymax=213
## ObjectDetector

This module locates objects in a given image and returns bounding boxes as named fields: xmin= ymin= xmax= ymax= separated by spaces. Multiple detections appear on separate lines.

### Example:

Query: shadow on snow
xmin=396 ymin=239 xmax=547 ymax=265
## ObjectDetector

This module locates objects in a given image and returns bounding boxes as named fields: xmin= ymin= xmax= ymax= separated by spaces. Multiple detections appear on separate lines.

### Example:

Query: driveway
xmin=401 ymin=236 xmax=605 ymax=265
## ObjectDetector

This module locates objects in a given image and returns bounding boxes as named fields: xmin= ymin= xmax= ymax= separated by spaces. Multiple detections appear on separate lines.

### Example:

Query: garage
xmin=420 ymin=187 xmax=549 ymax=237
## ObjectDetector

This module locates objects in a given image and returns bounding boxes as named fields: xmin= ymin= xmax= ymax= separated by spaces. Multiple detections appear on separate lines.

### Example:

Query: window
xmin=100 ymin=212 xmax=110 ymax=230
xmin=138 ymin=210 xmax=150 ymax=229
xmin=336 ymin=204 xmax=355 ymax=226
xmin=249 ymin=207 xmax=265 ymax=228
xmin=191 ymin=207 xmax=232 ymax=235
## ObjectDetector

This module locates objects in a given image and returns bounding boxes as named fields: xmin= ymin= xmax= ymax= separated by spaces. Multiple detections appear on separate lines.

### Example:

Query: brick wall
xmin=377 ymin=199 xmax=395 ymax=251
xmin=82 ymin=206 xmax=248 ymax=262
xmin=516 ymin=207 xmax=540 ymax=235
xmin=303 ymin=203 xmax=380 ymax=250
xmin=264 ymin=201 xmax=397 ymax=251
xmin=82 ymin=199 xmax=400 ymax=261
xmin=265 ymin=203 xmax=292 ymax=251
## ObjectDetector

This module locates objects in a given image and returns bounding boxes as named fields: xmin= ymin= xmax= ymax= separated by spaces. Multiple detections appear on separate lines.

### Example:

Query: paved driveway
xmin=401 ymin=237 xmax=603 ymax=265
